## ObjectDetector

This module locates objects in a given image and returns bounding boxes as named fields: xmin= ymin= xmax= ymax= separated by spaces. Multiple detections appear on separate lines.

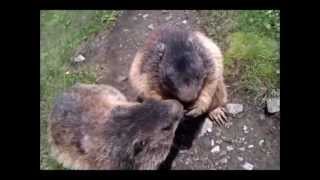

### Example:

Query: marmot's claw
xmin=209 ymin=107 xmax=228 ymax=126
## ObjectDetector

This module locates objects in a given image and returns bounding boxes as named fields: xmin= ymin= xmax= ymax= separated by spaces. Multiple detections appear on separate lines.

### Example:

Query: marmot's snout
xmin=164 ymin=99 xmax=184 ymax=121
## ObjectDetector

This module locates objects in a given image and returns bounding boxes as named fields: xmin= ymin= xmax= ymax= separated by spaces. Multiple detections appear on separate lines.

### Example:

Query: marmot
xmin=129 ymin=26 xmax=228 ymax=126
xmin=48 ymin=83 xmax=184 ymax=170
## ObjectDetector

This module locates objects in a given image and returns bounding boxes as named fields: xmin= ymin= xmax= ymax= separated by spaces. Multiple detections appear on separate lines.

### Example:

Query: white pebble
xmin=165 ymin=16 xmax=172 ymax=21
xmin=211 ymin=145 xmax=220 ymax=153
xmin=65 ymin=71 xmax=70 ymax=75
xmin=248 ymin=145 xmax=254 ymax=148
xmin=216 ymin=139 xmax=222 ymax=144
xmin=238 ymin=147 xmax=245 ymax=151
xmin=226 ymin=103 xmax=243 ymax=115
xmin=226 ymin=145 xmax=234 ymax=151
xmin=259 ymin=139 xmax=265 ymax=146
xmin=243 ymin=125 xmax=249 ymax=133
xmin=242 ymin=162 xmax=254 ymax=170
xmin=237 ymin=157 xmax=244 ymax=161
xmin=220 ymin=157 xmax=228 ymax=164
xmin=74 ymin=54 xmax=85 ymax=62
xmin=148 ymin=24 xmax=154 ymax=30
xmin=142 ymin=14 xmax=149 ymax=19
xmin=211 ymin=139 xmax=215 ymax=146
xmin=182 ymin=20 xmax=187 ymax=24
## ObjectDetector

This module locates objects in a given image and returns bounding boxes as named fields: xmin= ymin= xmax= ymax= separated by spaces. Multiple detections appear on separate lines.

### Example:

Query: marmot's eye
xmin=161 ymin=123 xmax=173 ymax=131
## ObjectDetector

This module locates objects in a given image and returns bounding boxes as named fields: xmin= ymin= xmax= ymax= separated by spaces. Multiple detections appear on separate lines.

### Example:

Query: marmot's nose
xmin=164 ymin=99 xmax=184 ymax=119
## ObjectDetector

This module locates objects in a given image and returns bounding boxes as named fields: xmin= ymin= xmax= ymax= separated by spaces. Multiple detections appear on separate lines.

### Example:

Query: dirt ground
xmin=71 ymin=10 xmax=280 ymax=170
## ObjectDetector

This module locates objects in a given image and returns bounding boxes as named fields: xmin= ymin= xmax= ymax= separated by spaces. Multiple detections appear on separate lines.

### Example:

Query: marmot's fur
xmin=48 ymin=83 xmax=184 ymax=170
xmin=129 ymin=27 xmax=228 ymax=126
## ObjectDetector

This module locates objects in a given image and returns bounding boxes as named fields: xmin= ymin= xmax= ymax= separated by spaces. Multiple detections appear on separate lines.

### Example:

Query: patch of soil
xmin=71 ymin=10 xmax=280 ymax=170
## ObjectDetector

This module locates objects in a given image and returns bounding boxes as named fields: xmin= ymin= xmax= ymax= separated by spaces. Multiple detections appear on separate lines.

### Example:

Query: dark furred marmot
xmin=48 ymin=83 xmax=184 ymax=170
xmin=129 ymin=26 xmax=228 ymax=126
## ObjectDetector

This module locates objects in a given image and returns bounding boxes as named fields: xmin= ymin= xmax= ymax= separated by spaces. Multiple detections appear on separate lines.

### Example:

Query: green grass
xmin=225 ymin=32 xmax=279 ymax=93
xmin=235 ymin=10 xmax=280 ymax=41
xmin=40 ymin=10 xmax=120 ymax=170
xmin=201 ymin=10 xmax=280 ymax=96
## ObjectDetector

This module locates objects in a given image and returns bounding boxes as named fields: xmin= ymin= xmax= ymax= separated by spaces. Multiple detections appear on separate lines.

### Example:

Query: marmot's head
xmin=108 ymin=99 xmax=184 ymax=169
xmin=159 ymin=36 xmax=206 ymax=104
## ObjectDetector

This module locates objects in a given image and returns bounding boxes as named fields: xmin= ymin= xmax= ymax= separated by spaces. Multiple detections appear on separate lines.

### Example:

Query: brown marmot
xmin=129 ymin=26 xmax=228 ymax=126
xmin=48 ymin=83 xmax=184 ymax=170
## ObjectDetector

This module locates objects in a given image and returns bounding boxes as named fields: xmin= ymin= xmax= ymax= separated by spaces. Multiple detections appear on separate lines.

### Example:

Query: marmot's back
xmin=48 ymin=83 xmax=128 ymax=169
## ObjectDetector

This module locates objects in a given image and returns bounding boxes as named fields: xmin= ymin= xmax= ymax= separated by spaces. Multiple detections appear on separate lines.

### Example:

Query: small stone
xmin=237 ymin=157 xmax=244 ymax=162
xmin=162 ymin=10 xmax=169 ymax=13
xmin=123 ymin=29 xmax=129 ymax=32
xmin=242 ymin=162 xmax=254 ymax=170
xmin=182 ymin=20 xmax=187 ymax=24
xmin=216 ymin=139 xmax=223 ymax=144
xmin=276 ymin=70 xmax=280 ymax=74
xmin=226 ymin=145 xmax=234 ymax=151
xmin=259 ymin=114 xmax=265 ymax=120
xmin=219 ymin=150 xmax=227 ymax=156
xmin=219 ymin=157 xmax=228 ymax=164
xmin=239 ymin=147 xmax=245 ymax=151
xmin=226 ymin=103 xmax=243 ymax=115
xmin=65 ymin=71 xmax=70 ymax=75
xmin=221 ymin=136 xmax=233 ymax=143
xmin=185 ymin=159 xmax=189 ymax=165
xmin=198 ymin=118 xmax=213 ymax=137
xmin=211 ymin=139 xmax=215 ymax=146
xmin=243 ymin=125 xmax=249 ymax=133
xmin=248 ymin=145 xmax=254 ymax=148
xmin=165 ymin=15 xmax=172 ymax=21
xmin=74 ymin=54 xmax=86 ymax=62
xmin=142 ymin=14 xmax=149 ymax=19
xmin=259 ymin=139 xmax=265 ymax=146
xmin=133 ymin=17 xmax=138 ymax=21
xmin=147 ymin=24 xmax=154 ymax=30
xmin=266 ymin=98 xmax=280 ymax=113
xmin=119 ymin=44 xmax=122 ymax=48
xmin=211 ymin=145 xmax=220 ymax=153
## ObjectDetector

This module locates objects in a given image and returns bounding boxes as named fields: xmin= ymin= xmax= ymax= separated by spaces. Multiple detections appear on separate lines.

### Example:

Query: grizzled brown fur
xmin=129 ymin=26 xmax=228 ymax=125
xmin=48 ymin=83 xmax=184 ymax=170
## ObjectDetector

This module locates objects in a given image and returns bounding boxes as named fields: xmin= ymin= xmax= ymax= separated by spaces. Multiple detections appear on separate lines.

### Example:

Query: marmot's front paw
xmin=186 ymin=104 xmax=204 ymax=117
xmin=209 ymin=107 xmax=228 ymax=126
